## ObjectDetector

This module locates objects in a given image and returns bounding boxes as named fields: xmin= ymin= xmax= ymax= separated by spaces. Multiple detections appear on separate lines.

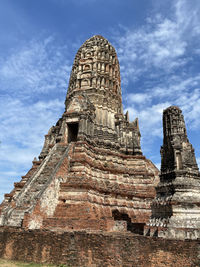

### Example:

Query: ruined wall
xmin=0 ymin=227 xmax=199 ymax=267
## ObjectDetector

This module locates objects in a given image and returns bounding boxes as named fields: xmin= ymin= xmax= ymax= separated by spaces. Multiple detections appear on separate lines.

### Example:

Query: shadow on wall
xmin=112 ymin=210 xmax=145 ymax=235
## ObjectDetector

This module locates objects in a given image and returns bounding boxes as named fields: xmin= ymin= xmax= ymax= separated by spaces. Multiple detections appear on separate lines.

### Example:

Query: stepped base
xmin=144 ymin=225 xmax=200 ymax=240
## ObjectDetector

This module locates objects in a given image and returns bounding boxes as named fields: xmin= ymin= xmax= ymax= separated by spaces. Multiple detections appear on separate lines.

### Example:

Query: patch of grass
xmin=16 ymin=263 xmax=53 ymax=267
xmin=15 ymin=262 xmax=54 ymax=267
xmin=0 ymin=258 xmax=58 ymax=267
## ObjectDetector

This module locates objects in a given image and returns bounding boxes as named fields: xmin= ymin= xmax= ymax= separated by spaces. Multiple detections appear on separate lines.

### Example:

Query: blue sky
xmin=1 ymin=0 xmax=200 ymax=201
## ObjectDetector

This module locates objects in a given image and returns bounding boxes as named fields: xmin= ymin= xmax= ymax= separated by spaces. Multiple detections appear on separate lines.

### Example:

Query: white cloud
xmin=0 ymin=36 xmax=71 ymax=96
xmin=154 ymin=162 xmax=161 ymax=170
xmin=116 ymin=0 xmax=200 ymax=162
xmin=0 ymin=33 xmax=79 ymax=202
xmin=125 ymin=93 xmax=150 ymax=105
xmin=125 ymin=75 xmax=200 ymax=137
xmin=0 ymin=96 xmax=64 ymax=151
xmin=112 ymin=0 xmax=200 ymax=87
xmin=0 ymin=96 xmax=64 ymax=202
xmin=0 ymin=35 xmax=71 ymax=202
xmin=114 ymin=19 xmax=186 ymax=85
xmin=197 ymin=158 xmax=200 ymax=169
xmin=175 ymin=0 xmax=200 ymax=36
xmin=127 ymin=102 xmax=171 ymax=139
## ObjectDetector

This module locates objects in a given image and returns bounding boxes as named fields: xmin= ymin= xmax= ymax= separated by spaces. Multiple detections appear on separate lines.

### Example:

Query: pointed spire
xmin=161 ymin=106 xmax=198 ymax=173
xmin=65 ymin=35 xmax=122 ymax=114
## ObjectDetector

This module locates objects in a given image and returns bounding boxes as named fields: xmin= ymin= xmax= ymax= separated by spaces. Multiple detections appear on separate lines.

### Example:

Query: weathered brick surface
xmin=146 ymin=106 xmax=200 ymax=240
xmin=0 ymin=35 xmax=159 ymax=231
xmin=0 ymin=35 xmax=200 ymax=266
xmin=0 ymin=227 xmax=199 ymax=267
xmin=0 ymin=137 xmax=158 ymax=231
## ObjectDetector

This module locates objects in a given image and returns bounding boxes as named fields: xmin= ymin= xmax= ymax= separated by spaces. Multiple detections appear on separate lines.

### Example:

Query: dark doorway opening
xmin=130 ymin=223 xmax=145 ymax=235
xmin=68 ymin=123 xmax=79 ymax=143
xmin=153 ymin=229 xmax=158 ymax=237
xmin=112 ymin=210 xmax=145 ymax=235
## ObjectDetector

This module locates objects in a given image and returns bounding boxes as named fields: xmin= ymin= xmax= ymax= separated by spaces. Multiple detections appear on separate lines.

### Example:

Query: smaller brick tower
xmin=145 ymin=106 xmax=200 ymax=239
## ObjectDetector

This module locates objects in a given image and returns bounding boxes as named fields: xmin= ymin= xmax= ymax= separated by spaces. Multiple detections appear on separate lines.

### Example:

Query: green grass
xmin=0 ymin=259 xmax=69 ymax=267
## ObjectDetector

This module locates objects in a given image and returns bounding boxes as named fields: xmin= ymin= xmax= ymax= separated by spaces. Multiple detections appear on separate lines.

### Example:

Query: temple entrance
xmin=112 ymin=210 xmax=145 ymax=235
xmin=67 ymin=123 xmax=79 ymax=143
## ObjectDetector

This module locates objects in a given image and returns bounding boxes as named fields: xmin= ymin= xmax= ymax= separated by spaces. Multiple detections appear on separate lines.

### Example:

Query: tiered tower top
xmin=161 ymin=106 xmax=199 ymax=173
xmin=65 ymin=35 xmax=123 ymax=114
xmin=163 ymin=106 xmax=187 ymax=142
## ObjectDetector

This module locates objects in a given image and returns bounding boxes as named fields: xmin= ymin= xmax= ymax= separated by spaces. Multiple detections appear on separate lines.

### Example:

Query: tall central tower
xmin=38 ymin=35 xmax=142 ymax=159
xmin=0 ymin=36 xmax=158 ymax=233
xmin=66 ymin=35 xmax=122 ymax=114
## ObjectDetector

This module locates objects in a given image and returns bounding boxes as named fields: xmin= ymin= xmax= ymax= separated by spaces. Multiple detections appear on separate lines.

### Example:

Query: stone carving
xmin=0 ymin=36 xmax=158 ymax=233
xmin=1 ymin=36 xmax=199 ymax=240
xmin=144 ymin=106 xmax=200 ymax=239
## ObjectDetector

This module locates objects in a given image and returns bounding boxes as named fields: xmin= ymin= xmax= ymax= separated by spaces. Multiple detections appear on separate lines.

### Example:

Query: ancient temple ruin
xmin=1 ymin=34 xmax=200 ymax=266
xmin=145 ymin=106 xmax=200 ymax=239
xmin=0 ymin=35 xmax=159 ymax=233
xmin=0 ymin=35 xmax=200 ymax=244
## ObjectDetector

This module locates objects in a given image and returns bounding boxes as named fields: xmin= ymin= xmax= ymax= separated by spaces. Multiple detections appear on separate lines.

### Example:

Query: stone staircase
xmin=0 ymin=143 xmax=70 ymax=227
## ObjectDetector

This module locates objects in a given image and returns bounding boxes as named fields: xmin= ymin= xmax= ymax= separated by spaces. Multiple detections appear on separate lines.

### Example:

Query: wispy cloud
xmin=0 ymin=36 xmax=71 ymax=98
xmin=114 ymin=0 xmax=200 ymax=163
xmin=125 ymin=75 xmax=200 ymax=136
xmin=113 ymin=0 xmax=200 ymax=86
xmin=0 ymin=96 xmax=64 ymax=201
xmin=0 ymin=96 xmax=64 ymax=148
xmin=0 ymin=36 xmax=71 ymax=201
xmin=197 ymin=158 xmax=200 ymax=167
xmin=126 ymin=101 xmax=171 ymax=141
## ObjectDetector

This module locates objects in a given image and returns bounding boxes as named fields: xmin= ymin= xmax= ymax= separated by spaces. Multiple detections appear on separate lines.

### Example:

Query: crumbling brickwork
xmin=0 ymin=35 xmax=159 ymax=233
xmin=145 ymin=106 xmax=200 ymax=239
xmin=0 ymin=227 xmax=199 ymax=267
xmin=0 ymin=35 xmax=200 ymax=267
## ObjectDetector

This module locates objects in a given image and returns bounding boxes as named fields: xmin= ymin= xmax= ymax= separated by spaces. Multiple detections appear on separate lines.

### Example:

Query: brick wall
xmin=0 ymin=227 xmax=199 ymax=266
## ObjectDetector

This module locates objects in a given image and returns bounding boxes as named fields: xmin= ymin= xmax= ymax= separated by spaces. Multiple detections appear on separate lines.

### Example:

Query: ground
xmin=0 ymin=259 xmax=67 ymax=267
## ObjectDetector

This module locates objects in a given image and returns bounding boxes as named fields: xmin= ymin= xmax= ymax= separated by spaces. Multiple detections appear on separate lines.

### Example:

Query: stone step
xmin=1 ymin=143 xmax=71 ymax=227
